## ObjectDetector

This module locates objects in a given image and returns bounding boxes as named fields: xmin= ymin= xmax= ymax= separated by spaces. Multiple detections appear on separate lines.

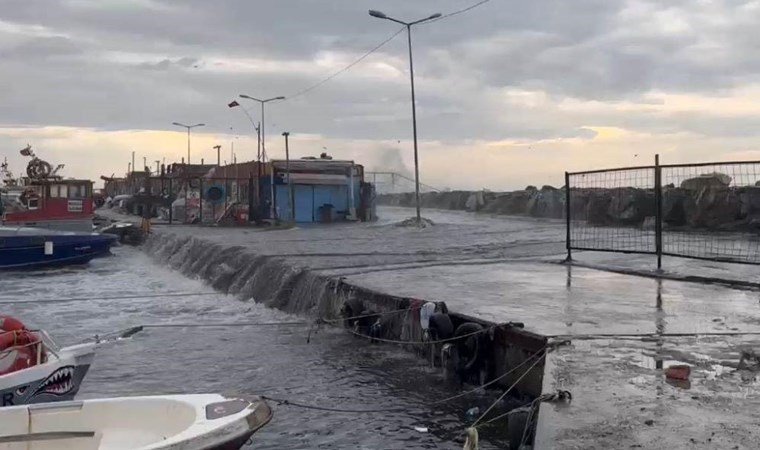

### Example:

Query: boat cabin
xmin=1 ymin=179 xmax=94 ymax=232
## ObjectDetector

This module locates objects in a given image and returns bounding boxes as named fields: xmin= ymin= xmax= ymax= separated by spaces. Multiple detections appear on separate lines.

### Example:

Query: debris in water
xmin=413 ymin=426 xmax=428 ymax=433
xmin=664 ymin=364 xmax=691 ymax=381
xmin=644 ymin=419 xmax=655 ymax=426
xmin=464 ymin=406 xmax=480 ymax=424
xmin=738 ymin=350 xmax=760 ymax=372
xmin=395 ymin=217 xmax=435 ymax=228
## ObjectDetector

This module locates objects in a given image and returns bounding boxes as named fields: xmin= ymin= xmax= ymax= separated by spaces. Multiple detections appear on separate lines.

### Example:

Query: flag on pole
xmin=228 ymin=100 xmax=240 ymax=108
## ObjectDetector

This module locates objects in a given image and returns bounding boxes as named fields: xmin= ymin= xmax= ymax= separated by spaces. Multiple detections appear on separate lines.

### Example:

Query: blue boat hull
xmin=0 ymin=233 xmax=117 ymax=270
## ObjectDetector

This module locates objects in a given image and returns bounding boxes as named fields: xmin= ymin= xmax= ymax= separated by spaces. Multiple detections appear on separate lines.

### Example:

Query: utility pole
xmin=213 ymin=145 xmax=222 ymax=166
xmin=283 ymin=132 xmax=294 ymax=223
xmin=143 ymin=156 xmax=147 ymax=172
xmin=155 ymin=160 xmax=160 ymax=175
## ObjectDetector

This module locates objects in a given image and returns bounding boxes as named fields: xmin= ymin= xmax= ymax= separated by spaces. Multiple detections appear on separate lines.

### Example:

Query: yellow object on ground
xmin=463 ymin=427 xmax=478 ymax=450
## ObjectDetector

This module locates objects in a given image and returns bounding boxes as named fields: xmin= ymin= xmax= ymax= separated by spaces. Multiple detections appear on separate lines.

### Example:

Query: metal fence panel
xmin=567 ymin=158 xmax=760 ymax=266
xmin=567 ymin=166 xmax=657 ymax=255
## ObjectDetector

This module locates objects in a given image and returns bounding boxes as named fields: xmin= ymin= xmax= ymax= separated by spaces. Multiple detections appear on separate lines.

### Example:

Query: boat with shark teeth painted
xmin=0 ymin=316 xmax=96 ymax=408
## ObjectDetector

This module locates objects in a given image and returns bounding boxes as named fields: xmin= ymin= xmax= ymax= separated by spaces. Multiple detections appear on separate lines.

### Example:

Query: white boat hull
xmin=0 ymin=343 xmax=95 ymax=407
xmin=0 ymin=394 xmax=272 ymax=449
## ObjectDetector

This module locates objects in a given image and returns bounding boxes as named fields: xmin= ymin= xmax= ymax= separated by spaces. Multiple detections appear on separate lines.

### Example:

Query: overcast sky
xmin=1 ymin=0 xmax=760 ymax=190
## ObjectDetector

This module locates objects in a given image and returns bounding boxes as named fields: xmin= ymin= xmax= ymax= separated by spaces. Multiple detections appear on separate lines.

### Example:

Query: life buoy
xmin=0 ymin=316 xmax=45 ymax=376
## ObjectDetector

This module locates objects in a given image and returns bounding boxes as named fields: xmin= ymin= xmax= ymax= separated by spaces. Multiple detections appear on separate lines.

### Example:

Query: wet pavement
xmin=97 ymin=206 xmax=760 ymax=448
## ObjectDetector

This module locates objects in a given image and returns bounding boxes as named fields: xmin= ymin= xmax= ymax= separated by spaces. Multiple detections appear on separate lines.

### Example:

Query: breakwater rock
xmin=378 ymin=179 xmax=760 ymax=231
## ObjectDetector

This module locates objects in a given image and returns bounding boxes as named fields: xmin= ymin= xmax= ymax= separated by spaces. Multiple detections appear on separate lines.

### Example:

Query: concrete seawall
xmin=142 ymin=231 xmax=548 ymax=401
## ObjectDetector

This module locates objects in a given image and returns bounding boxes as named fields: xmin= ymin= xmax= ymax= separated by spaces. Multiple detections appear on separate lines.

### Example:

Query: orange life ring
xmin=0 ymin=316 xmax=45 ymax=376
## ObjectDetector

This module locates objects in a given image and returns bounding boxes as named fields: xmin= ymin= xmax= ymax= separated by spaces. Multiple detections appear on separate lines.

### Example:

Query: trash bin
xmin=319 ymin=204 xmax=334 ymax=223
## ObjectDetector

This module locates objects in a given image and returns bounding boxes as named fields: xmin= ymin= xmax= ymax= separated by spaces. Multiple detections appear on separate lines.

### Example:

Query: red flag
xmin=228 ymin=100 xmax=239 ymax=108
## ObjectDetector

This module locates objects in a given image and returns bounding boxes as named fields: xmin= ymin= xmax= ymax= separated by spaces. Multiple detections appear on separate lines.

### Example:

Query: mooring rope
xmin=319 ymin=307 xmax=413 ymax=324
xmin=261 ymin=348 xmax=549 ymax=415
xmin=0 ymin=292 xmax=221 ymax=305
xmin=343 ymin=323 xmax=496 ymax=346
xmin=431 ymin=346 xmax=546 ymax=406
xmin=549 ymin=331 xmax=760 ymax=341
xmin=471 ymin=349 xmax=546 ymax=428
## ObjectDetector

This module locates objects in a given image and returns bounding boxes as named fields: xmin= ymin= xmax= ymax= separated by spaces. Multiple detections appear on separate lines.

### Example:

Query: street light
xmin=238 ymin=95 xmax=285 ymax=163
xmin=171 ymin=122 xmax=205 ymax=164
xmin=369 ymin=9 xmax=440 ymax=225
xmin=239 ymin=95 xmax=285 ymax=219
xmin=282 ymin=132 xmax=295 ymax=223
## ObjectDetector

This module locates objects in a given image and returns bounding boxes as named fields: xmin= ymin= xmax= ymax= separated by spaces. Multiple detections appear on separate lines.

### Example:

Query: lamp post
xmin=238 ymin=95 xmax=285 ymax=219
xmin=171 ymin=122 xmax=205 ymax=164
xmin=282 ymin=132 xmax=295 ymax=223
xmin=369 ymin=9 xmax=440 ymax=225
xmin=213 ymin=145 xmax=222 ymax=167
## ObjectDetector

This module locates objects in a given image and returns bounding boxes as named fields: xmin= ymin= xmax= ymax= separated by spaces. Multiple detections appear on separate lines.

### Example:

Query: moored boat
xmin=0 ymin=227 xmax=116 ymax=270
xmin=1 ymin=145 xmax=96 ymax=233
xmin=0 ymin=317 xmax=95 ymax=407
xmin=0 ymin=394 xmax=272 ymax=449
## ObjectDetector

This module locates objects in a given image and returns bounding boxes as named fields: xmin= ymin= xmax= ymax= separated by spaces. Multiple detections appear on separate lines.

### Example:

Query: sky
xmin=1 ymin=0 xmax=760 ymax=191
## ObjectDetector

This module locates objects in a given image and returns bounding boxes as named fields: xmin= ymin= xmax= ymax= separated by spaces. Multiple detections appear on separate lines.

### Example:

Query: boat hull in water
xmin=0 ymin=228 xmax=117 ymax=270
xmin=0 ymin=343 xmax=95 ymax=407
xmin=0 ymin=394 xmax=273 ymax=449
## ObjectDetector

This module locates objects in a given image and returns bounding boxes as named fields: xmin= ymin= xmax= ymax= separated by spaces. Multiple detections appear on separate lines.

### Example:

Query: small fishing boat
xmin=0 ymin=394 xmax=272 ymax=449
xmin=0 ymin=317 xmax=96 ymax=407
xmin=0 ymin=227 xmax=116 ymax=270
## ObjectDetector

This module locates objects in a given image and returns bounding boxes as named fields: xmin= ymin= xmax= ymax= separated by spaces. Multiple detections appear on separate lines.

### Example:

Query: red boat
xmin=1 ymin=146 xmax=95 ymax=233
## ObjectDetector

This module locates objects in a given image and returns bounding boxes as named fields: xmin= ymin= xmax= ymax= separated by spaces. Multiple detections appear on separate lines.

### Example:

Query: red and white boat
xmin=1 ymin=146 xmax=95 ymax=233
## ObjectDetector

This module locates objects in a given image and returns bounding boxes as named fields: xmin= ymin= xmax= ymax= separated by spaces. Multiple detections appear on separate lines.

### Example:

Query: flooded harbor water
xmin=0 ymin=245 xmax=513 ymax=449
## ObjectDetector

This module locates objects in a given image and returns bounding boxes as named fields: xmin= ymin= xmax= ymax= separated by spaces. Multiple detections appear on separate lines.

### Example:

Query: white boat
xmin=0 ymin=330 xmax=95 ymax=408
xmin=0 ymin=394 xmax=273 ymax=449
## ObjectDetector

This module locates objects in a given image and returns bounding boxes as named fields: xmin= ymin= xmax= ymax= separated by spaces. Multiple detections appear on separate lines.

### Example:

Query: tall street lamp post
xmin=171 ymin=122 xmax=205 ymax=164
xmin=282 ymin=132 xmax=295 ymax=223
xmin=238 ymin=95 xmax=285 ymax=219
xmin=369 ymin=9 xmax=440 ymax=225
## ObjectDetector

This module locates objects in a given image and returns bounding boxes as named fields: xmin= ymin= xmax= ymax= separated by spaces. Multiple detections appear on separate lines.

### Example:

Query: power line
xmin=284 ymin=0 xmax=493 ymax=100
xmin=286 ymin=27 xmax=405 ymax=100
xmin=425 ymin=0 xmax=493 ymax=24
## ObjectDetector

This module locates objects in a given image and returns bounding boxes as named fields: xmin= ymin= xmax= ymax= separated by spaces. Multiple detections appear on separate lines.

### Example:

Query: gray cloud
xmin=0 ymin=0 xmax=759 ymax=149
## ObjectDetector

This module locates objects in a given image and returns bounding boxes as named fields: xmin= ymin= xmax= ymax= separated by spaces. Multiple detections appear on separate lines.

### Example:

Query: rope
xmin=0 ymin=292 xmax=220 ymax=305
xmin=344 ymin=323 xmax=495 ymax=346
xmin=319 ymin=307 xmax=412 ymax=324
xmin=431 ymin=347 xmax=546 ymax=405
xmin=549 ymin=331 xmax=760 ymax=341
xmin=472 ymin=349 xmax=546 ymax=428
xmin=261 ymin=350 xmax=549 ymax=414
xmin=141 ymin=321 xmax=309 ymax=328
xmin=261 ymin=395 xmax=404 ymax=413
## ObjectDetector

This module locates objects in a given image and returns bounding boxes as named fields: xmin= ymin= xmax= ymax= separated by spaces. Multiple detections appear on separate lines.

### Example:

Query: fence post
xmin=654 ymin=154 xmax=663 ymax=270
xmin=565 ymin=171 xmax=572 ymax=262
xmin=199 ymin=178 xmax=204 ymax=224
xmin=168 ymin=178 xmax=173 ymax=225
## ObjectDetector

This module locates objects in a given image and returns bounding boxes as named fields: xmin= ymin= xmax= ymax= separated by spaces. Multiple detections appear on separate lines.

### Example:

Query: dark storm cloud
xmin=0 ymin=0 xmax=759 ymax=141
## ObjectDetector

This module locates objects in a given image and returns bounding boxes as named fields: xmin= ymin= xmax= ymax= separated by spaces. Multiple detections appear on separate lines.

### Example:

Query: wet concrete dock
xmin=100 ymin=206 xmax=760 ymax=448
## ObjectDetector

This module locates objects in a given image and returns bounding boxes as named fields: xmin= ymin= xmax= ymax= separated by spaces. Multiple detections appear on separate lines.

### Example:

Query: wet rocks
xmin=680 ymin=172 xmax=732 ymax=191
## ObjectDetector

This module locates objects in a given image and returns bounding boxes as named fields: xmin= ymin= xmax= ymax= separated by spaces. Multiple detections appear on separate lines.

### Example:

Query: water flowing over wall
xmin=142 ymin=232 xmax=547 ymax=399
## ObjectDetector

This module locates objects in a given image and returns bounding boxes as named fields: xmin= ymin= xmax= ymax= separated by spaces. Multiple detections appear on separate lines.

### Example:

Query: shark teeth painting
xmin=32 ymin=366 xmax=75 ymax=397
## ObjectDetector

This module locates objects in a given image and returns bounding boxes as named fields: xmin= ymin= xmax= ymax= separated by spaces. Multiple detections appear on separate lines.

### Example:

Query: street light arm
xmin=240 ymin=94 xmax=263 ymax=102
xmin=172 ymin=122 xmax=189 ymax=128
